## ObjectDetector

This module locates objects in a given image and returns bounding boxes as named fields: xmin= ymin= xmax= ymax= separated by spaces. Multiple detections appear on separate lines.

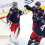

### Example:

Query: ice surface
xmin=19 ymin=40 xmax=45 ymax=45
xmin=0 ymin=12 xmax=45 ymax=45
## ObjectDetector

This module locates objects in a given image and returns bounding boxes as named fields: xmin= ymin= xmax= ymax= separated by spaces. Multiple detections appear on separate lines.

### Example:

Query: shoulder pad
xmin=10 ymin=7 xmax=14 ymax=11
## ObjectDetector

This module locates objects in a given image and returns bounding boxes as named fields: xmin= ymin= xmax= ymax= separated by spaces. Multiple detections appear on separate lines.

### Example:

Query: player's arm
xmin=24 ymin=5 xmax=33 ymax=11
xmin=7 ymin=8 xmax=13 ymax=22
xmin=41 ymin=9 xmax=44 ymax=16
xmin=8 ymin=12 xmax=15 ymax=21
xmin=39 ymin=9 xmax=44 ymax=16
xmin=7 ymin=13 xmax=10 ymax=22
xmin=33 ymin=13 xmax=40 ymax=24
xmin=19 ymin=10 xmax=23 ymax=15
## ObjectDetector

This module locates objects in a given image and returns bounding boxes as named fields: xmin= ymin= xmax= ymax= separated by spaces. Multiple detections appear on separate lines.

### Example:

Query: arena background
xmin=0 ymin=0 xmax=45 ymax=19
xmin=0 ymin=0 xmax=45 ymax=45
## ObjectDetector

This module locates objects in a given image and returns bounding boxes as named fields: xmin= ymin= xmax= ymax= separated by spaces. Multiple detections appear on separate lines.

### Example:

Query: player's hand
xmin=22 ymin=11 xmax=27 ymax=14
xmin=22 ymin=8 xmax=27 ymax=14
xmin=33 ymin=13 xmax=37 ymax=16
xmin=33 ymin=13 xmax=37 ymax=18
xmin=7 ymin=20 xmax=10 ymax=23
xmin=6 ymin=22 xmax=11 ymax=27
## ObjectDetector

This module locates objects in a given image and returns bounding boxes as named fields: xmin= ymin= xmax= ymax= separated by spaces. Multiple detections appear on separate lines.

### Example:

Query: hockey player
xmin=7 ymin=2 xmax=24 ymax=45
xmin=28 ymin=11 xmax=45 ymax=45
xmin=24 ymin=2 xmax=44 ymax=30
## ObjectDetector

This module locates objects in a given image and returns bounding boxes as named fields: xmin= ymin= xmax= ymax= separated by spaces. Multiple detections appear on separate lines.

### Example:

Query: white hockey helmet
xmin=12 ymin=1 xmax=18 ymax=8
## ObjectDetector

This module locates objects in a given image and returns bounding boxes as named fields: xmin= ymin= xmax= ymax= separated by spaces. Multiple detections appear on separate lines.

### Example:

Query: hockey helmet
xmin=35 ymin=2 xmax=41 ymax=6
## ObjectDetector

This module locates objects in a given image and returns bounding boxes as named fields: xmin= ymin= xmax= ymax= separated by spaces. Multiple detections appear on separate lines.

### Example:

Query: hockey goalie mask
xmin=12 ymin=2 xmax=18 ymax=8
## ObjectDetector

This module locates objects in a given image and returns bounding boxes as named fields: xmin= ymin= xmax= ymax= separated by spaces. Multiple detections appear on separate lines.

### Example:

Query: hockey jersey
xmin=7 ymin=7 xmax=22 ymax=23
xmin=34 ymin=16 xmax=45 ymax=37
xmin=25 ymin=5 xmax=44 ymax=16
xmin=25 ymin=5 xmax=44 ymax=22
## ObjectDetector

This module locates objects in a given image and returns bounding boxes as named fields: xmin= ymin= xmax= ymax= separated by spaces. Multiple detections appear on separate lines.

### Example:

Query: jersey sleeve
xmin=25 ymin=5 xmax=33 ymax=11
xmin=7 ymin=8 xmax=12 ymax=22
xmin=33 ymin=14 xmax=40 ymax=24
xmin=9 ymin=13 xmax=14 ymax=21
xmin=8 ymin=11 xmax=16 ymax=21
xmin=19 ymin=10 xmax=23 ymax=15
xmin=7 ymin=13 xmax=10 ymax=22
xmin=41 ymin=9 xmax=44 ymax=15
xmin=40 ymin=8 xmax=44 ymax=16
xmin=33 ymin=18 xmax=40 ymax=24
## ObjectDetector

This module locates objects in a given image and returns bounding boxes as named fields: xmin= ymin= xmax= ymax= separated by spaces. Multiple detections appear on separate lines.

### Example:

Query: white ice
xmin=0 ymin=12 xmax=45 ymax=45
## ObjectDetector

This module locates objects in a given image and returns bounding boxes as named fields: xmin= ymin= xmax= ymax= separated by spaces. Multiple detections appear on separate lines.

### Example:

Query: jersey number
xmin=40 ymin=25 xmax=45 ymax=31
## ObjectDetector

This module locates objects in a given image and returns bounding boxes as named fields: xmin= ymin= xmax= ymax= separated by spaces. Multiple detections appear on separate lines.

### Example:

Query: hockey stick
xmin=0 ymin=4 xmax=6 ymax=24
xmin=1 ymin=19 xmax=6 ymax=24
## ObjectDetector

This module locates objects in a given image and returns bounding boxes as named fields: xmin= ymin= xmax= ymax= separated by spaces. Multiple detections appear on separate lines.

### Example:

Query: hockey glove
xmin=24 ymin=5 xmax=29 ymax=8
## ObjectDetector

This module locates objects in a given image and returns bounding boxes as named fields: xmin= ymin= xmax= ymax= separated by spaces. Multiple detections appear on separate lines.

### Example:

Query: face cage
xmin=12 ymin=2 xmax=18 ymax=8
